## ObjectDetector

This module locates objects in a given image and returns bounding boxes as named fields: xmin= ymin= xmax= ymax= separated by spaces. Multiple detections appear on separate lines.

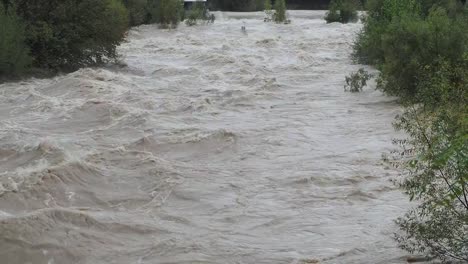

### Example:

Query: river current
xmin=0 ymin=11 xmax=409 ymax=264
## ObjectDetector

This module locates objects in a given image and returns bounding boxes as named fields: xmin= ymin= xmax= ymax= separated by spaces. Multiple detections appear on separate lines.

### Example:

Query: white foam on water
xmin=0 ymin=11 xmax=409 ymax=264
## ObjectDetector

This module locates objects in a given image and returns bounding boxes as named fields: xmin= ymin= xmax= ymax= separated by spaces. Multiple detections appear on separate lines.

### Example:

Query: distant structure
xmin=184 ymin=0 xmax=207 ymax=9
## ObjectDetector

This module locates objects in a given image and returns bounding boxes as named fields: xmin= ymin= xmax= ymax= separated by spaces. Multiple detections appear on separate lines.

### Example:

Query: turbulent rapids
xmin=0 ymin=11 xmax=409 ymax=264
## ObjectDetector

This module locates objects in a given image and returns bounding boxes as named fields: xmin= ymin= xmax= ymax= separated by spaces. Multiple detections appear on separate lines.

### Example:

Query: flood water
xmin=0 ymin=11 xmax=409 ymax=264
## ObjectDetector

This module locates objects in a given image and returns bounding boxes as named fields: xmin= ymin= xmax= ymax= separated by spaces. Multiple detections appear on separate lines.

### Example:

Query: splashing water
xmin=0 ymin=11 xmax=409 ymax=264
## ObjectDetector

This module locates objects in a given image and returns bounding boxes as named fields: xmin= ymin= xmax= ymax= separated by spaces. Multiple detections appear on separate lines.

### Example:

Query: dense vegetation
xmin=0 ymin=3 xmax=31 ymax=78
xmin=17 ymin=0 xmax=129 ymax=70
xmin=185 ymin=2 xmax=215 ymax=26
xmin=149 ymin=0 xmax=184 ymax=28
xmin=273 ymin=0 xmax=287 ymax=23
xmin=354 ymin=0 xmax=467 ymax=261
xmin=1 ymin=0 xmax=332 ymax=80
xmin=0 ymin=0 xmax=129 ymax=78
xmin=0 ymin=0 xmax=216 ymax=80
xmin=123 ymin=0 xmax=150 ymax=26
xmin=325 ymin=0 xmax=359 ymax=23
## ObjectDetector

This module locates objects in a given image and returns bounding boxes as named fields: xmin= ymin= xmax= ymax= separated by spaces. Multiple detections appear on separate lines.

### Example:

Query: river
xmin=0 ymin=11 xmax=409 ymax=264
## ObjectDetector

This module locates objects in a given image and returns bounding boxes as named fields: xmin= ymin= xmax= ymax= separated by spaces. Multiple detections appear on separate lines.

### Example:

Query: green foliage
xmin=15 ymin=0 xmax=129 ymax=71
xmin=0 ymin=3 xmax=31 ymax=77
xmin=352 ymin=0 xmax=421 ymax=65
xmin=392 ymin=58 xmax=468 ymax=260
xmin=325 ymin=0 xmax=359 ymax=23
xmin=352 ymin=14 xmax=386 ymax=65
xmin=254 ymin=0 xmax=265 ymax=11
xmin=344 ymin=68 xmax=372 ymax=92
xmin=356 ymin=0 xmax=468 ymax=261
xmin=376 ymin=8 xmax=467 ymax=99
xmin=273 ymin=0 xmax=288 ymax=23
xmin=381 ymin=0 xmax=421 ymax=19
xmin=354 ymin=0 xmax=468 ymax=101
xmin=123 ymin=0 xmax=150 ymax=26
xmin=355 ymin=0 xmax=467 ymax=65
xmin=185 ymin=2 xmax=215 ymax=26
xmin=149 ymin=0 xmax=183 ymax=28
xmin=264 ymin=0 xmax=272 ymax=11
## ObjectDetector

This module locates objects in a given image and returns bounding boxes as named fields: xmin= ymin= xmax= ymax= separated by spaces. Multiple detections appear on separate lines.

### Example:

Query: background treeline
xmin=2 ymin=0 xmax=340 ymax=81
xmin=351 ymin=0 xmax=467 ymax=262
xmin=208 ymin=0 xmax=333 ymax=11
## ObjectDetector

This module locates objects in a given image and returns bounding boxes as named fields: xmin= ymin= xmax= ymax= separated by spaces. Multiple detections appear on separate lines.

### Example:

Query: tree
xmin=15 ymin=0 xmax=129 ymax=71
xmin=274 ymin=0 xmax=287 ymax=23
xmin=0 ymin=2 xmax=31 ymax=77
xmin=393 ymin=90 xmax=468 ymax=261
xmin=123 ymin=0 xmax=150 ymax=26
xmin=353 ymin=0 xmax=468 ymax=261
xmin=325 ymin=0 xmax=359 ymax=23
xmin=185 ymin=2 xmax=215 ymax=26
xmin=149 ymin=0 xmax=183 ymax=28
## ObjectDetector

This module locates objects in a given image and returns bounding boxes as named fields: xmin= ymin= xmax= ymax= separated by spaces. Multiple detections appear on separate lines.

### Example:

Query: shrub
xmin=394 ymin=107 xmax=468 ymax=263
xmin=123 ymin=0 xmax=150 ymax=26
xmin=325 ymin=0 xmax=359 ymax=23
xmin=352 ymin=14 xmax=387 ymax=65
xmin=344 ymin=68 xmax=372 ymax=92
xmin=354 ymin=1 xmax=468 ymax=102
xmin=0 ymin=3 xmax=31 ymax=78
xmin=185 ymin=2 xmax=215 ymax=26
xmin=354 ymin=0 xmax=466 ymax=65
xmin=273 ymin=0 xmax=287 ymax=23
xmin=15 ymin=0 xmax=128 ymax=71
xmin=378 ymin=7 xmax=467 ymax=100
xmin=354 ymin=0 xmax=468 ymax=262
xmin=149 ymin=0 xmax=183 ymax=28
xmin=392 ymin=57 xmax=468 ymax=262
xmin=352 ymin=0 xmax=420 ymax=65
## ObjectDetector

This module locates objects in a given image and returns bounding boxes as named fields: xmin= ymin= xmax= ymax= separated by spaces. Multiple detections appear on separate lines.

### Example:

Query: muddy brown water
xmin=0 ymin=11 xmax=409 ymax=264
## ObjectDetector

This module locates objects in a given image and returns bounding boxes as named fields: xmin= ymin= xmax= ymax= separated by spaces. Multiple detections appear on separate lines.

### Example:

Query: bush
xmin=354 ymin=0 xmax=468 ymax=262
xmin=379 ymin=7 xmax=466 ymax=100
xmin=325 ymin=0 xmax=359 ymax=23
xmin=344 ymin=68 xmax=372 ymax=92
xmin=273 ymin=0 xmax=288 ymax=23
xmin=185 ymin=2 xmax=215 ymax=26
xmin=352 ymin=0 xmax=421 ymax=65
xmin=123 ymin=0 xmax=150 ymax=26
xmin=352 ymin=14 xmax=386 ymax=65
xmin=149 ymin=0 xmax=183 ymax=28
xmin=0 ymin=3 xmax=31 ymax=78
xmin=392 ymin=57 xmax=468 ymax=262
xmin=15 ymin=0 xmax=128 ymax=71
xmin=354 ymin=0 xmax=468 ymax=102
